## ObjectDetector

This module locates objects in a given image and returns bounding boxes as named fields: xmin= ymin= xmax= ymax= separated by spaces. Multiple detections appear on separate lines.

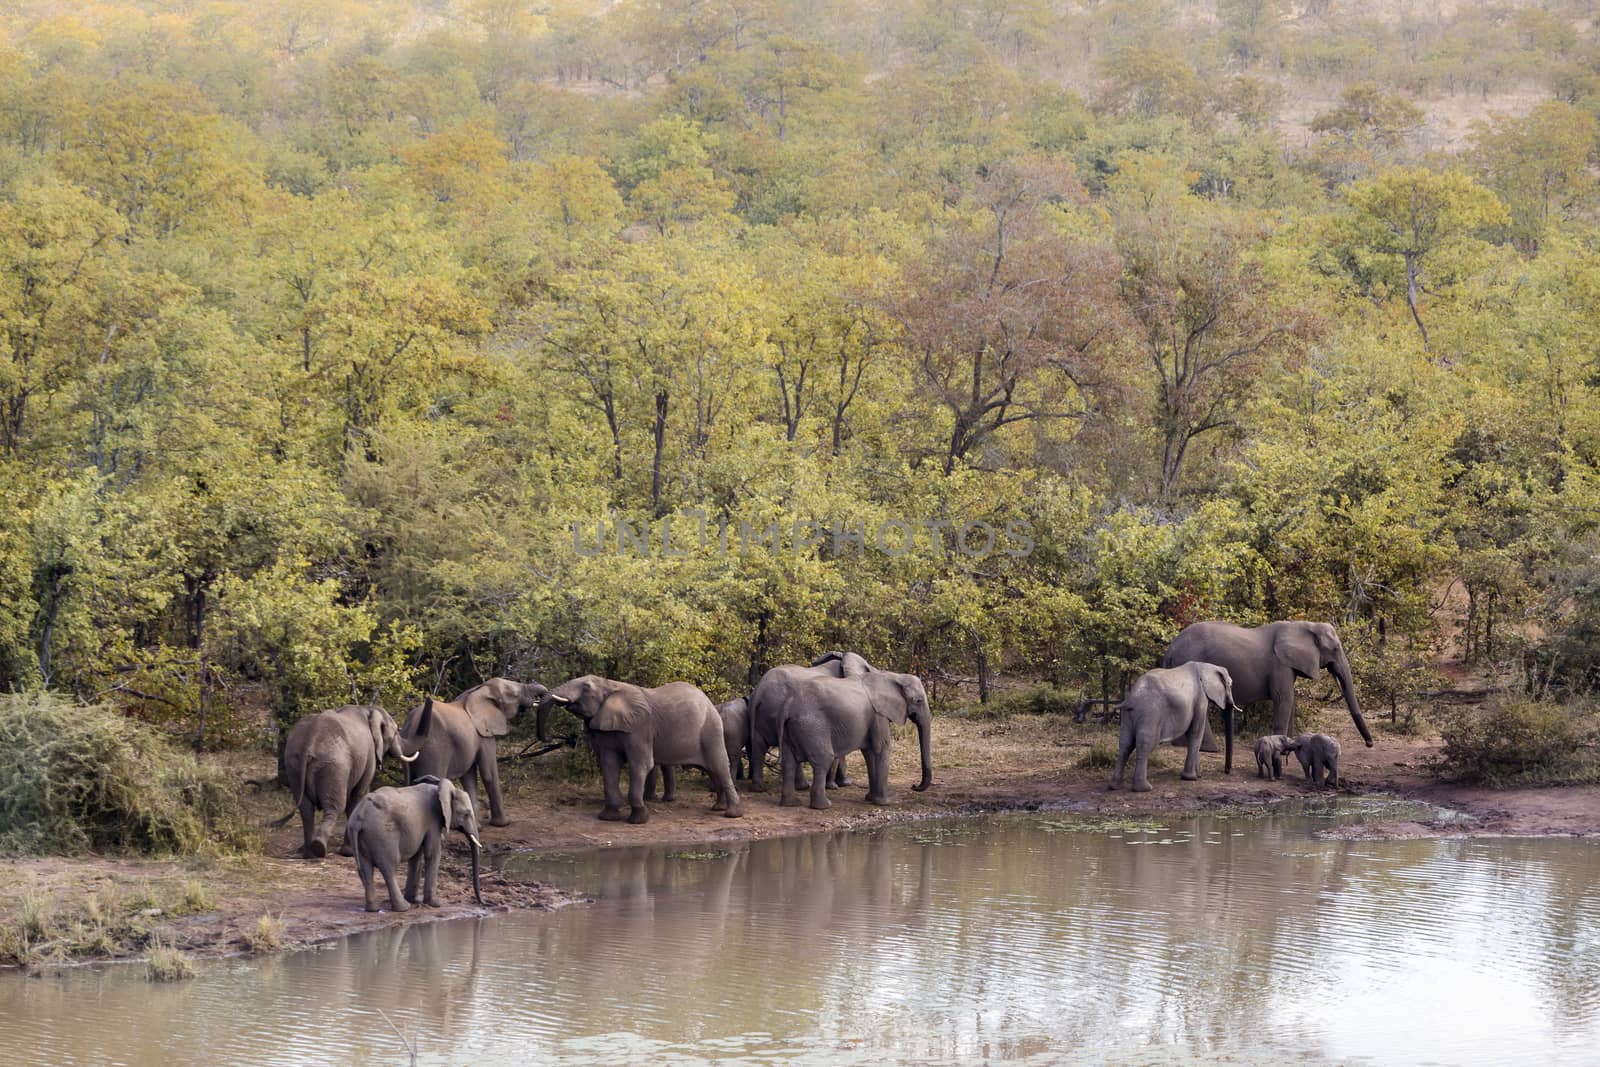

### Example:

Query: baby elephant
xmin=1253 ymin=734 xmax=1300 ymax=781
xmin=346 ymin=776 xmax=483 ymax=913
xmin=1293 ymin=733 xmax=1342 ymax=788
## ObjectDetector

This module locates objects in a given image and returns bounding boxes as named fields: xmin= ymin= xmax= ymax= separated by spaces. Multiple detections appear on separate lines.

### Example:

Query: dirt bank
xmin=3 ymin=708 xmax=1596 ymax=974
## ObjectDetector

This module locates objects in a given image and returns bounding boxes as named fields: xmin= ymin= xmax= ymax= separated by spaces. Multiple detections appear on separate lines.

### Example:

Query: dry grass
xmin=246 ymin=913 xmax=286 ymax=952
xmin=145 ymin=938 xmax=193 ymax=982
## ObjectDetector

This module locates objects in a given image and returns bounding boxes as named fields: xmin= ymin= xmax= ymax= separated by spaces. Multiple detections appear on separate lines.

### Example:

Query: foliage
xmin=1435 ymin=696 xmax=1600 ymax=787
xmin=0 ymin=0 xmax=1594 ymax=789
xmin=0 ymin=693 xmax=253 ymax=856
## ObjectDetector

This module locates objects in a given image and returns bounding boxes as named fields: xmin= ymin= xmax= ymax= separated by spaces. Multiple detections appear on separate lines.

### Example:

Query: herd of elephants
xmin=272 ymin=619 xmax=1375 ymax=913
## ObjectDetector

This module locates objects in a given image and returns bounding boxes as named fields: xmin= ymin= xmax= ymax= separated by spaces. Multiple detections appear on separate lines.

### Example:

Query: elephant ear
xmin=366 ymin=707 xmax=385 ymax=767
xmin=436 ymin=781 xmax=454 ymax=831
xmin=1199 ymin=665 xmax=1233 ymax=709
xmin=463 ymin=682 xmax=512 ymax=739
xmin=862 ymin=673 xmax=909 ymax=724
xmin=592 ymin=685 xmax=650 ymax=733
xmin=1273 ymin=625 xmax=1322 ymax=680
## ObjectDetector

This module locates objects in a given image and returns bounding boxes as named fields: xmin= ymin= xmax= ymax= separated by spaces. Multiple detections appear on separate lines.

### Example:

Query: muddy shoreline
xmin=4 ymin=715 xmax=1597 ymax=975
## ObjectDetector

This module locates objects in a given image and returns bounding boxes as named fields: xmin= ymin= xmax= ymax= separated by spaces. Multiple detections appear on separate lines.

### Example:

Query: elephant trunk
xmin=1332 ymin=650 xmax=1374 ymax=747
xmin=912 ymin=710 xmax=933 ymax=792
xmin=468 ymin=834 xmax=484 ymax=905
xmin=535 ymin=699 xmax=553 ymax=743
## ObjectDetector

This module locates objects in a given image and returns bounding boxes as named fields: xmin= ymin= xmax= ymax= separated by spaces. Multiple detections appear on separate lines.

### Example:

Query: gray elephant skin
xmin=768 ymin=670 xmax=934 ymax=810
xmin=1294 ymin=733 xmax=1342 ymax=788
xmin=719 ymin=697 xmax=750 ymax=780
xmin=347 ymin=776 xmax=483 ymax=912
xmin=273 ymin=704 xmax=423 ymax=858
xmin=748 ymin=650 xmax=875 ymax=793
xmin=1161 ymin=620 xmax=1374 ymax=749
xmin=401 ymin=677 xmax=547 ymax=827
xmin=1253 ymin=734 xmax=1299 ymax=780
xmin=538 ymin=675 xmax=742 ymax=824
xmin=1109 ymin=662 xmax=1236 ymax=793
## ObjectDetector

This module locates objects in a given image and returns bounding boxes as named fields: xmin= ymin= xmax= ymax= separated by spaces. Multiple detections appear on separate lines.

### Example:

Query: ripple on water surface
xmin=3 ymin=802 xmax=1599 ymax=1066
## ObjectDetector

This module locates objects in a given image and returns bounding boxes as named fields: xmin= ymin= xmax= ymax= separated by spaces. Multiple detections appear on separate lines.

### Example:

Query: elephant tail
xmin=269 ymin=747 xmax=313 ymax=828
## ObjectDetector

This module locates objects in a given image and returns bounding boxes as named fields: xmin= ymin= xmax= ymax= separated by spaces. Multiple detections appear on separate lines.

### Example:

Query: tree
xmin=1471 ymin=101 xmax=1597 ymax=253
xmin=1342 ymin=168 xmax=1508 ymax=351
xmin=897 ymin=158 xmax=1120 ymax=475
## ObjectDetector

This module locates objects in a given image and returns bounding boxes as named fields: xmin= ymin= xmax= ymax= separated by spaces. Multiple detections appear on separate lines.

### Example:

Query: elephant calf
xmin=1293 ymin=733 xmax=1342 ymax=788
xmin=1253 ymin=734 xmax=1299 ymax=781
xmin=347 ymin=776 xmax=483 ymax=913
xmin=273 ymin=704 xmax=423 ymax=858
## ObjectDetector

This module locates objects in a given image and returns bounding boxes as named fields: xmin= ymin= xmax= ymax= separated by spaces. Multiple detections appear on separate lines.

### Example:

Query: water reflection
xmin=3 ymin=809 xmax=1598 ymax=1065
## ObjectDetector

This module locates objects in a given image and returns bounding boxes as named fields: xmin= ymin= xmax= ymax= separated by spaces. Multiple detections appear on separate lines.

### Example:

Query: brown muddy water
xmin=4 ymin=801 xmax=1599 ymax=1065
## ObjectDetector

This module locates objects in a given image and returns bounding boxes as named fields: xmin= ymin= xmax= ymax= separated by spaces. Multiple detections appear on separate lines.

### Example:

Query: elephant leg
xmin=808 ymin=753 xmax=832 ymax=810
xmin=707 ymin=756 xmax=743 ymax=819
xmin=597 ymin=747 xmax=626 ymax=821
xmin=1131 ymin=737 xmax=1154 ymax=792
xmin=1109 ymin=728 xmax=1134 ymax=790
xmin=379 ymin=859 xmax=409 ymax=912
xmin=1181 ymin=718 xmax=1203 ymax=781
xmin=423 ymin=844 xmax=441 ymax=907
xmin=626 ymin=757 xmax=650 ymax=824
xmin=463 ymin=763 xmax=482 ymax=812
xmin=479 ymin=743 xmax=511 ymax=827
xmin=748 ymin=736 xmax=768 ymax=792
xmin=833 ymin=757 xmax=852 ymax=788
xmin=1270 ymin=670 xmax=1297 ymax=736
xmin=357 ymin=849 xmax=381 ymax=912
xmin=404 ymin=853 xmax=422 ymax=904
xmin=311 ymin=773 xmax=346 ymax=859
xmin=338 ymin=774 xmax=370 ymax=858
xmin=297 ymin=796 xmax=317 ymax=857
xmin=644 ymin=767 xmax=661 ymax=802
xmin=779 ymin=743 xmax=802 ymax=807
xmin=659 ymin=765 xmax=678 ymax=802
xmin=864 ymin=746 xmax=890 ymax=805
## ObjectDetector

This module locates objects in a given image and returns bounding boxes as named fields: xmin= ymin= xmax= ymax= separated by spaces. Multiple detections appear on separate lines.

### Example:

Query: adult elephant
xmin=1161 ymin=620 xmax=1374 ymax=750
xmin=401 ymin=677 xmax=547 ymax=827
xmin=747 ymin=651 xmax=874 ymax=792
xmin=538 ymin=676 xmax=742 ymax=824
xmin=640 ymin=696 xmax=751 ymax=803
xmin=770 ymin=670 xmax=934 ymax=810
xmin=273 ymin=704 xmax=424 ymax=858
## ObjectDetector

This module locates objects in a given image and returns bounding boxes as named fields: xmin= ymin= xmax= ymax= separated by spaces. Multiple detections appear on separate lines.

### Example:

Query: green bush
xmin=0 ymin=693 xmax=255 ymax=856
xmin=1435 ymin=696 xmax=1600 ymax=786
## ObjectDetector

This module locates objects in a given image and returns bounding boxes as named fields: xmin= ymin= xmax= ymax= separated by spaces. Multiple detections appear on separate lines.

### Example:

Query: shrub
xmin=146 ymin=938 xmax=193 ymax=982
xmin=0 ymin=692 xmax=255 ymax=856
xmin=1436 ymin=696 xmax=1600 ymax=786
xmin=246 ymin=913 xmax=285 ymax=953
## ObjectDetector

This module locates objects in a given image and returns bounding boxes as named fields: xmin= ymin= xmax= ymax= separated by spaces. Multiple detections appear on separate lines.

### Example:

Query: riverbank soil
xmin=4 ymin=695 xmax=1596 ymax=972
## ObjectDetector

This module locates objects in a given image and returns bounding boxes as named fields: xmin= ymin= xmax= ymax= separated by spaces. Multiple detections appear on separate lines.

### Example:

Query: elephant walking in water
xmin=1109 ymin=662 xmax=1237 ymax=792
xmin=273 ymin=704 xmax=424 ymax=858
xmin=1162 ymin=621 xmax=1374 ymax=751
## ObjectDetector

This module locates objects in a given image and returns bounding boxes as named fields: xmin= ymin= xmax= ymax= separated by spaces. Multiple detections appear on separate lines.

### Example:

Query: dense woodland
xmin=4 ymin=0 xmax=1600 ymax=757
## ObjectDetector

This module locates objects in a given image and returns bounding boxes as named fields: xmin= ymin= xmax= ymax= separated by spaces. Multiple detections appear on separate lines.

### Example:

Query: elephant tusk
xmin=468 ymin=834 xmax=483 ymax=850
xmin=398 ymin=750 xmax=419 ymax=763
